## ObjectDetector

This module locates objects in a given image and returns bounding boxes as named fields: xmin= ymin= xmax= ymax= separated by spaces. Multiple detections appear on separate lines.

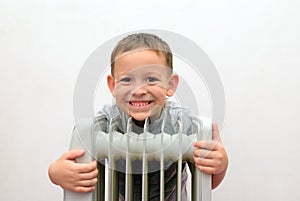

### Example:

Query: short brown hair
xmin=110 ymin=33 xmax=173 ymax=74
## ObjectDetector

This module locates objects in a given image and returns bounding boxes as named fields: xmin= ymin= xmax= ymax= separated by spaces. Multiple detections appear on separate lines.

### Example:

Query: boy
xmin=48 ymin=33 xmax=228 ymax=200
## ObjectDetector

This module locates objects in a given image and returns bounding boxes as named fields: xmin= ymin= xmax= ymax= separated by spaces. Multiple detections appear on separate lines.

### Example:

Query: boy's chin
xmin=130 ymin=112 xmax=156 ymax=122
xmin=130 ymin=113 xmax=150 ymax=122
xmin=128 ymin=107 xmax=163 ymax=122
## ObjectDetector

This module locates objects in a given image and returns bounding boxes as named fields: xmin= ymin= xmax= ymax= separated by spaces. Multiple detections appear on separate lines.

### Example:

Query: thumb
xmin=212 ymin=123 xmax=221 ymax=142
xmin=62 ymin=149 xmax=85 ymax=160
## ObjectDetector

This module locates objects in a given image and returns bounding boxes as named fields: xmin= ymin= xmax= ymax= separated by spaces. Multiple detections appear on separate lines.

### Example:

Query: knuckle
xmin=91 ymin=161 xmax=97 ymax=168
xmin=93 ymin=169 xmax=99 ymax=177
xmin=88 ymin=162 xmax=96 ymax=171
xmin=86 ymin=164 xmax=92 ymax=172
xmin=87 ymin=178 xmax=97 ymax=186
xmin=69 ymin=165 xmax=77 ymax=173
xmin=92 ymin=178 xmax=98 ymax=185
xmin=196 ymin=141 xmax=203 ymax=147
xmin=215 ymin=160 xmax=222 ymax=168
xmin=214 ymin=152 xmax=222 ymax=160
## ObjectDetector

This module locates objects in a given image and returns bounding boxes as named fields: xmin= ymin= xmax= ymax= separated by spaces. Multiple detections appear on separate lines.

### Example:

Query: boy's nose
xmin=132 ymin=85 xmax=147 ymax=96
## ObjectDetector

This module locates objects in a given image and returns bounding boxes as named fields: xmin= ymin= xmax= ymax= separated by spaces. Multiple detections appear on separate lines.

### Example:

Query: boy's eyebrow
xmin=144 ymin=71 xmax=164 ymax=76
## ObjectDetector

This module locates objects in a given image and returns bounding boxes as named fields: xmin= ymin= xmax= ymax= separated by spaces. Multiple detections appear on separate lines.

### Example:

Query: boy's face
xmin=107 ymin=49 xmax=178 ymax=122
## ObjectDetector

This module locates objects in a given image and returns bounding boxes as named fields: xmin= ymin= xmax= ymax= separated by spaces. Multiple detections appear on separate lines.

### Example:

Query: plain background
xmin=1 ymin=0 xmax=300 ymax=201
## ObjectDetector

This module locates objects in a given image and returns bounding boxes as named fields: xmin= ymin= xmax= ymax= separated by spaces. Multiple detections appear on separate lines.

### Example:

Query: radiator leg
xmin=142 ymin=118 xmax=149 ymax=201
xmin=176 ymin=119 xmax=183 ymax=201
xmin=125 ymin=131 xmax=133 ymax=200
xmin=192 ymin=166 xmax=201 ymax=201
xmin=108 ymin=117 xmax=119 ymax=201
xmin=96 ymin=162 xmax=105 ymax=201
xmin=160 ymin=131 xmax=165 ymax=201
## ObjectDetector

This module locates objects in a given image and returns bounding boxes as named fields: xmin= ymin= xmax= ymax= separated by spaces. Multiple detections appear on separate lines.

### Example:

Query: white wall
xmin=1 ymin=0 xmax=300 ymax=201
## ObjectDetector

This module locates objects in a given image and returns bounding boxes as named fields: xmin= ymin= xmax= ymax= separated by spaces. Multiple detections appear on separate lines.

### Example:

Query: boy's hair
xmin=110 ymin=33 xmax=173 ymax=75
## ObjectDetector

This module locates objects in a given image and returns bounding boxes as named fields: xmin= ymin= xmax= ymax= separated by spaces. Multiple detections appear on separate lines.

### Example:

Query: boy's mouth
xmin=129 ymin=101 xmax=152 ymax=107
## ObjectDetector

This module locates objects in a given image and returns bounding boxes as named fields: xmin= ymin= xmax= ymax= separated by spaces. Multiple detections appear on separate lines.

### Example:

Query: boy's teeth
xmin=131 ymin=101 xmax=149 ymax=107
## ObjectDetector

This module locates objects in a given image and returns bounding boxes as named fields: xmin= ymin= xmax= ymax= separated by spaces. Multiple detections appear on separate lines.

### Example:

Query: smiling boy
xmin=48 ymin=33 xmax=228 ymax=200
xmin=108 ymin=49 xmax=178 ymax=122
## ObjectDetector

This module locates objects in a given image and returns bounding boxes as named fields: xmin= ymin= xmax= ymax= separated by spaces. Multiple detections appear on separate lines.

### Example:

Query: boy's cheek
xmin=114 ymin=87 xmax=131 ymax=100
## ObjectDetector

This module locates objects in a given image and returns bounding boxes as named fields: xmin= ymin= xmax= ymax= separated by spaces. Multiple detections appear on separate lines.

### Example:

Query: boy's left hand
xmin=193 ymin=123 xmax=228 ymax=175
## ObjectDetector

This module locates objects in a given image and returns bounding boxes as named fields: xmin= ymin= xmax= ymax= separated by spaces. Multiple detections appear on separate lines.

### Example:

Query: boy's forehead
xmin=114 ymin=49 xmax=166 ymax=66
xmin=114 ymin=64 xmax=172 ymax=76
xmin=114 ymin=48 xmax=170 ymax=71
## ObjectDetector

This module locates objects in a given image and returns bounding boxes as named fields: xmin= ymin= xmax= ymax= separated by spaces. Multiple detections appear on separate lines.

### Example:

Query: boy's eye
xmin=146 ymin=77 xmax=158 ymax=84
xmin=118 ymin=77 xmax=133 ymax=85
xmin=120 ymin=77 xmax=132 ymax=83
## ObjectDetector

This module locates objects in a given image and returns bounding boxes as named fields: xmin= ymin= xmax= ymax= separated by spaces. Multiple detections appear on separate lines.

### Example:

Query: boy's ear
xmin=107 ymin=74 xmax=115 ymax=97
xmin=166 ymin=74 xmax=179 ymax=97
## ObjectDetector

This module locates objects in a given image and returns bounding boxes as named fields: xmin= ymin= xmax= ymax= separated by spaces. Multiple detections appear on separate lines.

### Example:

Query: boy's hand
xmin=193 ymin=123 xmax=228 ymax=188
xmin=48 ymin=150 xmax=98 ymax=193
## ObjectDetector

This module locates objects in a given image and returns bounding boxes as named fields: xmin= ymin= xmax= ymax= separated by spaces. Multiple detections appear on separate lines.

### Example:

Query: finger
xmin=78 ymin=167 xmax=99 ymax=180
xmin=74 ymin=186 xmax=96 ymax=193
xmin=195 ymin=164 xmax=218 ymax=174
xmin=75 ymin=161 xmax=98 ymax=173
xmin=194 ymin=148 xmax=223 ymax=160
xmin=77 ymin=177 xmax=98 ymax=188
xmin=193 ymin=157 xmax=216 ymax=167
xmin=212 ymin=123 xmax=221 ymax=142
xmin=193 ymin=149 xmax=212 ymax=158
xmin=62 ymin=149 xmax=85 ymax=160
xmin=193 ymin=140 xmax=218 ymax=150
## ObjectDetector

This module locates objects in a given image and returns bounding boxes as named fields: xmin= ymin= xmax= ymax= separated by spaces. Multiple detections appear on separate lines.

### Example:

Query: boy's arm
xmin=48 ymin=149 xmax=98 ymax=193
xmin=193 ymin=123 xmax=228 ymax=189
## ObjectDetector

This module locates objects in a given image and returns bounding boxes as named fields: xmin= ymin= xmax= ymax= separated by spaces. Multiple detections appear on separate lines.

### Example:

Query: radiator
xmin=64 ymin=115 xmax=212 ymax=201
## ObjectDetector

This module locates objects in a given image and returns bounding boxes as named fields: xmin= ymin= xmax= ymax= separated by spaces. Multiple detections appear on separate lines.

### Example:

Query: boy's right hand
xmin=48 ymin=150 xmax=98 ymax=193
